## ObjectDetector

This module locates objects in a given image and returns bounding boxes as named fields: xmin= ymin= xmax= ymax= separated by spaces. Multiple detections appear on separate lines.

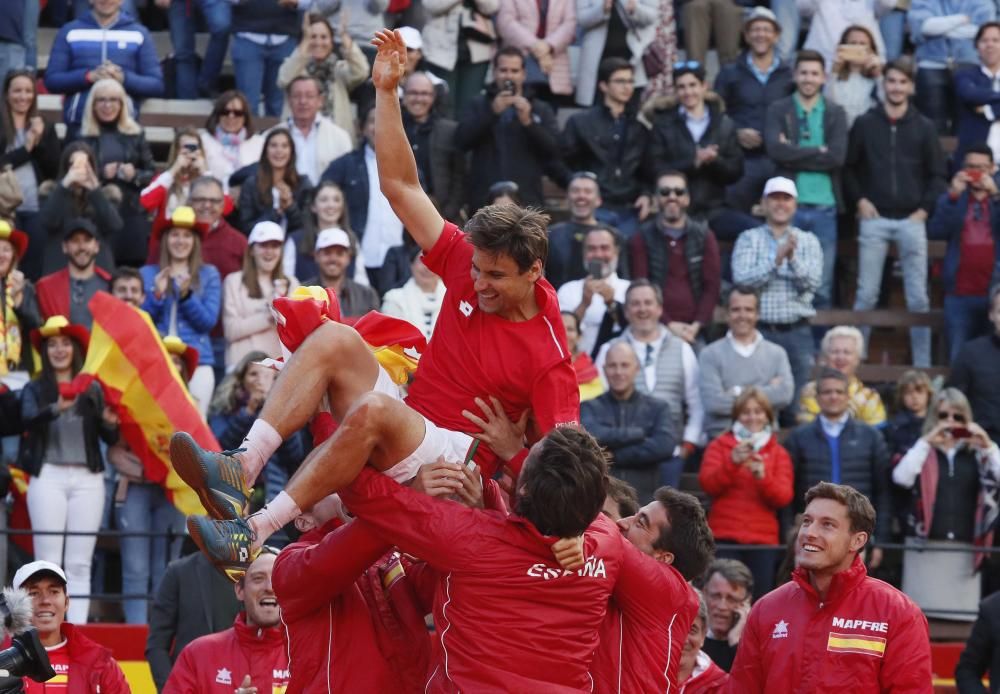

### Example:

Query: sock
xmin=241 ymin=419 xmax=283 ymax=484
xmin=248 ymin=491 xmax=301 ymax=550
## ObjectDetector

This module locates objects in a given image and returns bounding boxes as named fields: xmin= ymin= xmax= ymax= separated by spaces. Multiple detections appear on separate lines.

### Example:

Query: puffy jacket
xmin=784 ymin=418 xmax=892 ymax=542
xmin=581 ymin=390 xmax=675 ymax=468
xmin=44 ymin=11 xmax=164 ymax=125
xmin=591 ymin=540 xmax=699 ymax=693
xmin=163 ymin=613 xmax=290 ymax=693
xmin=680 ymin=651 xmax=728 ymax=693
xmin=339 ymin=467 xmax=626 ymax=693
xmin=20 ymin=623 xmax=130 ymax=694
xmin=560 ymin=103 xmax=650 ymax=206
xmin=139 ymin=263 xmax=221 ymax=366
xmin=713 ymin=53 xmax=794 ymax=151
xmin=728 ymin=555 xmax=932 ymax=693
xmin=273 ymin=519 xmax=435 ymax=693
xmin=699 ymin=432 xmax=794 ymax=545
xmin=843 ymin=104 xmax=946 ymax=218
xmin=641 ymin=94 xmax=743 ymax=218
xmin=927 ymin=190 xmax=1000 ymax=295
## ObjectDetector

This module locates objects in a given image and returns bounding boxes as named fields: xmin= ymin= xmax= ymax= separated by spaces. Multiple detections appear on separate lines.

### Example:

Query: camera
xmin=502 ymin=79 xmax=515 ymax=94
xmin=0 ymin=590 xmax=55 ymax=693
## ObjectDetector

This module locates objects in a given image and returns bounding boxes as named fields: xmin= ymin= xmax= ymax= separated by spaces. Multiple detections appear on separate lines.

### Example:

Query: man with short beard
xmin=35 ymin=218 xmax=109 ymax=328
xmin=164 ymin=550 xmax=290 ymax=693
xmin=303 ymin=227 xmax=380 ymax=317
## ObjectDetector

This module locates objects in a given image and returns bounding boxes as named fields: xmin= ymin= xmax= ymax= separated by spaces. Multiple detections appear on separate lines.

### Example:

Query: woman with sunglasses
xmin=0 ymin=68 xmax=60 ymax=281
xmin=893 ymin=387 xmax=1000 ymax=620
xmin=199 ymin=90 xmax=265 ymax=190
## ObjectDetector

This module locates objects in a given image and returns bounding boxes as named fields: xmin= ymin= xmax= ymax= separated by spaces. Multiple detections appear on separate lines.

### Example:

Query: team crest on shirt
xmin=771 ymin=620 xmax=789 ymax=639
xmin=459 ymin=300 xmax=474 ymax=317
xmin=216 ymin=668 xmax=232 ymax=685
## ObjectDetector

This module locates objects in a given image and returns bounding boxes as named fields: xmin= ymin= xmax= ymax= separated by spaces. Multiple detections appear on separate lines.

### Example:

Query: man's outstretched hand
xmin=371 ymin=29 xmax=407 ymax=92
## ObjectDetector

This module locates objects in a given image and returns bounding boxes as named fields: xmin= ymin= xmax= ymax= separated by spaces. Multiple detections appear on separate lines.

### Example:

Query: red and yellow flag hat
xmin=0 ymin=219 xmax=28 ymax=259
xmin=162 ymin=335 xmax=199 ymax=380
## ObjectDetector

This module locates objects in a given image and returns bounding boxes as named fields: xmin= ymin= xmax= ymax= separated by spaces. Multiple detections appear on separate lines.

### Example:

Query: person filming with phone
xmin=891 ymin=387 xmax=1000 ymax=621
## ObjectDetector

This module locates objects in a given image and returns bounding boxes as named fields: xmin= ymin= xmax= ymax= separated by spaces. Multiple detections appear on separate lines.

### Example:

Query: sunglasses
xmin=673 ymin=60 xmax=702 ymax=71
xmin=937 ymin=411 xmax=966 ymax=423
xmin=658 ymin=187 xmax=687 ymax=197
xmin=220 ymin=108 xmax=246 ymax=117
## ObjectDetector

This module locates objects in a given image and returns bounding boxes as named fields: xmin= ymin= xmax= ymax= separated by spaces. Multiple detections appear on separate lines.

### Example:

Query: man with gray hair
xmin=700 ymin=558 xmax=754 ymax=672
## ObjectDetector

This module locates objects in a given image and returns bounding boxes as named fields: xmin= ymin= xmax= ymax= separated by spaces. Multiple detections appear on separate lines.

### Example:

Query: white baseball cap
xmin=398 ymin=26 xmax=423 ymax=51
xmin=12 ymin=561 xmax=67 ymax=590
xmin=248 ymin=221 xmax=285 ymax=246
xmin=315 ymin=227 xmax=351 ymax=251
xmin=763 ymin=176 xmax=798 ymax=198
xmin=745 ymin=6 xmax=780 ymax=32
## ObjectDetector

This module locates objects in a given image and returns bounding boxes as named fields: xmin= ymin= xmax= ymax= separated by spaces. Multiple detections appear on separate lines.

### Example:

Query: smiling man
xmin=35 ymin=219 xmax=111 ymax=329
xmin=728 ymin=482 xmax=932 ymax=693
xmin=178 ymin=29 xmax=579 ymax=577
xmin=15 ymin=560 xmax=130 ymax=693
xmin=163 ymin=550 xmax=289 ymax=693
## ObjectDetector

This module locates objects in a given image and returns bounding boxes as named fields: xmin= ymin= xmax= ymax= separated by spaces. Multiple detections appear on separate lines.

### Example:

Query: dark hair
xmin=607 ymin=476 xmax=639 ymax=518
xmin=817 ymin=366 xmax=849 ymax=386
xmin=625 ymin=278 xmax=664 ymax=307
xmin=111 ymin=266 xmax=143 ymax=290
xmin=656 ymin=169 xmax=689 ymax=186
xmin=795 ymin=49 xmax=826 ymax=70
xmin=560 ymin=310 xmax=581 ymax=334
xmin=486 ymin=180 xmax=521 ymax=206
xmin=652 ymin=487 xmax=715 ymax=582
xmin=515 ymin=427 xmax=610 ymax=538
xmin=727 ymin=284 xmax=760 ymax=310
xmin=39 ymin=331 xmax=85 ymax=398
xmin=584 ymin=225 xmax=621 ymax=251
xmin=804 ymin=482 xmax=876 ymax=538
xmin=706 ymin=558 xmax=754 ymax=596
xmin=300 ymin=181 xmax=357 ymax=256
xmin=58 ymin=141 xmax=98 ymax=178
xmin=1 ymin=68 xmax=39 ymax=146
xmin=256 ymin=128 xmax=300 ymax=206
xmin=465 ymin=204 xmax=550 ymax=272
xmin=965 ymin=142 xmax=995 ymax=163
xmin=598 ymin=57 xmax=633 ymax=84
xmin=835 ymin=25 xmax=879 ymax=81
xmin=206 ymin=90 xmax=254 ymax=135
xmin=976 ymin=21 xmax=1000 ymax=45
xmin=883 ymin=55 xmax=915 ymax=82
xmin=210 ymin=350 xmax=270 ymax=416
xmin=493 ymin=45 xmax=525 ymax=68
xmin=286 ymin=74 xmax=323 ymax=97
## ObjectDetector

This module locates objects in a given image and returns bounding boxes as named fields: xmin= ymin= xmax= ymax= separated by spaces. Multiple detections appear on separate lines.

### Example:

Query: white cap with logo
xmin=397 ymin=26 xmax=423 ymax=51
xmin=315 ymin=227 xmax=352 ymax=251
xmin=12 ymin=561 xmax=67 ymax=590
xmin=763 ymin=176 xmax=798 ymax=198
xmin=248 ymin=221 xmax=286 ymax=246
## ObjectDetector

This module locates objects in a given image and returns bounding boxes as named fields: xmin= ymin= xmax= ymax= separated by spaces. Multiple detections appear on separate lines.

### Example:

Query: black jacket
xmin=948 ymin=334 xmax=1000 ymax=443
xmin=321 ymin=147 xmax=372 ymax=243
xmin=956 ymin=590 xmax=1000 ymax=694
xmin=146 ymin=551 xmax=242 ymax=691
xmin=784 ymin=417 xmax=892 ymax=541
xmin=580 ymin=390 xmax=675 ymax=467
xmin=764 ymin=95 xmax=848 ymax=211
xmin=455 ymin=85 xmax=561 ymax=209
xmin=0 ymin=123 xmax=61 ymax=190
xmin=843 ymin=103 xmax=947 ymax=218
xmin=18 ymin=379 xmax=118 ymax=476
xmin=78 ymin=128 xmax=155 ymax=200
xmin=560 ymin=103 xmax=650 ymax=206
xmin=237 ymin=174 xmax=311 ymax=237
xmin=713 ymin=52 xmax=794 ymax=153
xmin=403 ymin=112 xmax=465 ymax=221
xmin=641 ymin=93 xmax=743 ymax=218
xmin=37 ymin=183 xmax=120 ymax=275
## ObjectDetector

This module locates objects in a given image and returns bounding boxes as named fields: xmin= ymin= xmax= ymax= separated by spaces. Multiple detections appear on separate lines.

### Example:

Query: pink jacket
xmin=496 ymin=0 xmax=577 ymax=95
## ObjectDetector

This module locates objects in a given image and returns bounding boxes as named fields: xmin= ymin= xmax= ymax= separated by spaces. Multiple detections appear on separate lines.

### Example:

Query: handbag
xmin=642 ymin=40 xmax=669 ymax=79
xmin=460 ymin=6 xmax=496 ymax=45
xmin=0 ymin=166 xmax=23 ymax=217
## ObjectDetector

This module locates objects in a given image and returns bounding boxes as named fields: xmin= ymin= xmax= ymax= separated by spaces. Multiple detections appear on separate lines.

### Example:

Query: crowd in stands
xmin=3 ymin=0 xmax=1000 ymax=690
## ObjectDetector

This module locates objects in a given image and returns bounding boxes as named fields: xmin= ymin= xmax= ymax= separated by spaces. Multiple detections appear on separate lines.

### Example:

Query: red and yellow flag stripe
xmin=827 ymin=632 xmax=887 ymax=657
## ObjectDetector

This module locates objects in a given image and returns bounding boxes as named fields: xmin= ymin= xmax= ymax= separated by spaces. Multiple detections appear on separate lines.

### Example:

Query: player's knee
xmin=344 ymin=391 xmax=396 ymax=433
xmin=304 ymin=321 xmax=359 ymax=358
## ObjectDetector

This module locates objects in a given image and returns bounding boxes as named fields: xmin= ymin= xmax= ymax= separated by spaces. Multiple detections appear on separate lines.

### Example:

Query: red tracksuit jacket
xmin=163 ymin=613 xmax=290 ymax=693
xmin=591 ymin=540 xmax=699 ymax=693
xmin=727 ymin=555 xmax=932 ymax=693
xmin=20 ymin=623 xmax=130 ymax=694
xmin=339 ymin=466 xmax=626 ymax=693
xmin=272 ymin=518 xmax=435 ymax=693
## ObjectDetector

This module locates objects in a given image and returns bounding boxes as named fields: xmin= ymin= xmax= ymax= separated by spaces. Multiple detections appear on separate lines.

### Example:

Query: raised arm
xmin=371 ymin=29 xmax=445 ymax=252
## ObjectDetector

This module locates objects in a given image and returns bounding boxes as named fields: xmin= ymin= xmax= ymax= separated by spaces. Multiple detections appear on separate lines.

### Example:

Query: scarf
xmin=0 ymin=278 xmax=22 ymax=376
xmin=306 ymin=56 xmax=339 ymax=119
xmin=215 ymin=127 xmax=246 ymax=174
xmin=642 ymin=0 xmax=678 ymax=102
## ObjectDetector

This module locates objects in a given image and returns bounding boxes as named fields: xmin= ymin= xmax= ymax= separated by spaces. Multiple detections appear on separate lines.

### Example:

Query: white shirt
xmin=289 ymin=116 xmax=321 ymax=185
xmin=556 ymin=272 xmax=630 ymax=356
xmin=680 ymin=106 xmax=711 ymax=144
xmin=361 ymin=145 xmax=404 ymax=267
xmin=725 ymin=329 xmax=763 ymax=359
xmin=819 ymin=412 xmax=850 ymax=438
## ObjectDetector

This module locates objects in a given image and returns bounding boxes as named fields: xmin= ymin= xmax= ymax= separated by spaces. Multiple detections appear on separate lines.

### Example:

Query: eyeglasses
xmin=658 ymin=187 xmax=687 ymax=197
xmin=190 ymin=196 xmax=223 ymax=206
xmin=219 ymin=108 xmax=245 ymax=117
xmin=937 ymin=411 xmax=966 ymax=423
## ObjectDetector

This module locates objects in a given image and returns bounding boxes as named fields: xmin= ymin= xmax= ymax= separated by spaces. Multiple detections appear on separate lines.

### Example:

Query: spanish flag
xmin=74 ymin=292 xmax=215 ymax=516
xmin=826 ymin=632 xmax=887 ymax=657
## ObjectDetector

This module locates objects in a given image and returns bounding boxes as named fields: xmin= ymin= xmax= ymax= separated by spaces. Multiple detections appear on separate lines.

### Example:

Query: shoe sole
xmin=171 ymin=432 xmax=245 ymax=521
xmin=187 ymin=516 xmax=250 ymax=584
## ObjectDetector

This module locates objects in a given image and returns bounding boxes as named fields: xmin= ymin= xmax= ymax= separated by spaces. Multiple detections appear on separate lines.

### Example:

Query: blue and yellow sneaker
xmin=187 ymin=515 xmax=259 ymax=583
xmin=171 ymin=432 xmax=251 ymax=520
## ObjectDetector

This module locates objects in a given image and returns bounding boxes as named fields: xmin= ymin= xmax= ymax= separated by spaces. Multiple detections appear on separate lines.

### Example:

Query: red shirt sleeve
xmin=525 ymin=360 xmax=581 ymax=444
xmin=421 ymin=221 xmax=471 ymax=287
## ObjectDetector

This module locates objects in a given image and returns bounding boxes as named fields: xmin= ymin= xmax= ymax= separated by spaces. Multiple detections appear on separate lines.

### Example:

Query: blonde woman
xmin=798 ymin=325 xmax=886 ymax=427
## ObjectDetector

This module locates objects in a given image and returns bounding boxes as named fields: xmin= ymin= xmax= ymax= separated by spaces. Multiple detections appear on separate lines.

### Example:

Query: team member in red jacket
xmin=588 ymin=487 xmax=714 ymax=693
xmin=163 ymin=551 xmax=290 ymax=694
xmin=728 ymin=482 xmax=933 ymax=693
xmin=699 ymin=388 xmax=793 ymax=595
xmin=13 ymin=560 xmax=130 ymax=694
xmin=678 ymin=590 xmax=729 ymax=694
xmin=338 ymin=427 xmax=623 ymax=693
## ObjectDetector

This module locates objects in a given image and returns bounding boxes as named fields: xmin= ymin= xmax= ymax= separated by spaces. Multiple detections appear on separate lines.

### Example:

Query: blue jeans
xmin=771 ymin=0 xmax=801 ymax=61
xmin=879 ymin=10 xmax=907 ymax=62
xmin=116 ymin=482 xmax=185 ymax=624
xmin=659 ymin=456 xmax=684 ymax=490
xmin=598 ymin=204 xmax=639 ymax=239
xmin=726 ymin=154 xmax=776 ymax=214
xmin=0 ymin=43 xmax=25 ymax=83
xmin=23 ymin=0 xmax=39 ymax=68
xmin=231 ymin=35 xmax=296 ymax=117
xmin=794 ymin=205 xmax=837 ymax=309
xmin=760 ymin=322 xmax=814 ymax=424
xmin=168 ymin=0 xmax=232 ymax=98
xmin=853 ymin=217 xmax=931 ymax=367
xmin=916 ymin=66 xmax=957 ymax=135
xmin=944 ymin=294 xmax=991 ymax=363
